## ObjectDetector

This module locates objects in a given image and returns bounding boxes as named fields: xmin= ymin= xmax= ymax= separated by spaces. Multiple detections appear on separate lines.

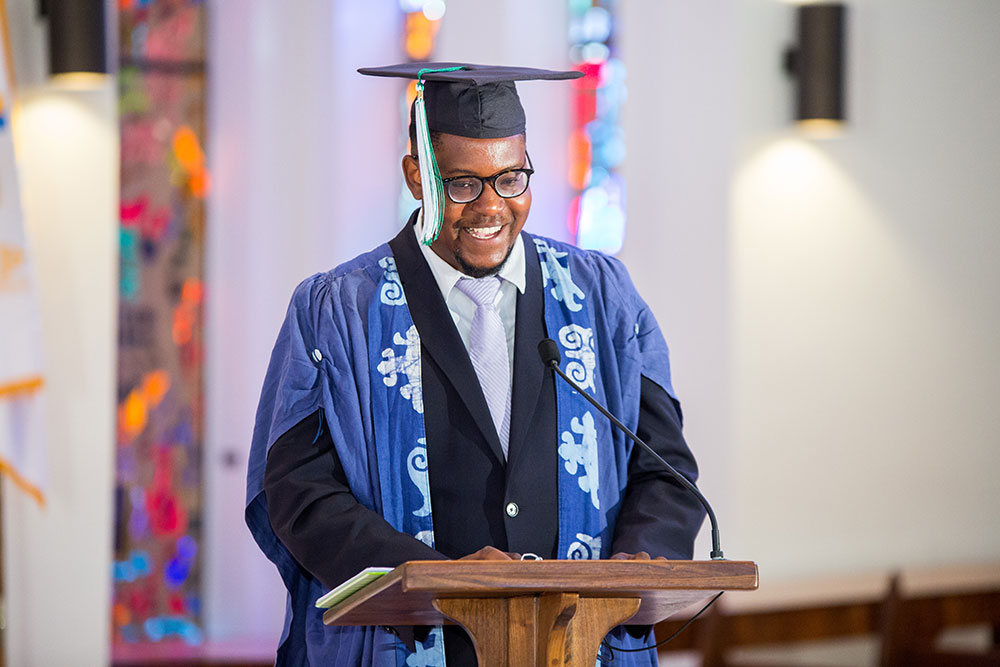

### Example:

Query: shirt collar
xmin=413 ymin=210 xmax=527 ymax=298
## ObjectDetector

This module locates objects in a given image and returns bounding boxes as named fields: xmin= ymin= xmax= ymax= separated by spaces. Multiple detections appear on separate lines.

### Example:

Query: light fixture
xmin=784 ymin=3 xmax=846 ymax=132
xmin=40 ymin=0 xmax=108 ymax=84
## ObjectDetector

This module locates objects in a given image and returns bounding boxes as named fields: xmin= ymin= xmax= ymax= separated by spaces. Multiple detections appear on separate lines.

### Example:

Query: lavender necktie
xmin=455 ymin=276 xmax=511 ymax=459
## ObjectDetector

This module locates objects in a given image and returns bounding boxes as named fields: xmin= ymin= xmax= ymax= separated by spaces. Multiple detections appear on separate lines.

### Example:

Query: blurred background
xmin=1 ymin=0 xmax=998 ymax=665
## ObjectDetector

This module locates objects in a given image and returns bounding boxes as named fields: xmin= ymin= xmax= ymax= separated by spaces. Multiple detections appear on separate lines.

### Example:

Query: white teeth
xmin=465 ymin=225 xmax=502 ymax=239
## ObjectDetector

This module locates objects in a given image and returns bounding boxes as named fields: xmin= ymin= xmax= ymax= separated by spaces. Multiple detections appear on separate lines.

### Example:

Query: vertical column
xmin=5 ymin=81 xmax=118 ymax=667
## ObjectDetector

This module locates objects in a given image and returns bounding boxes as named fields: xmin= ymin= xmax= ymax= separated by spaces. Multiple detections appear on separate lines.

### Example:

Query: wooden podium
xmin=323 ymin=559 xmax=758 ymax=666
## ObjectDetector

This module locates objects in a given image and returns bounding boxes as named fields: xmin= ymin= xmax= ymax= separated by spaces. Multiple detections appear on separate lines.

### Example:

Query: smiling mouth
xmin=463 ymin=224 xmax=504 ymax=240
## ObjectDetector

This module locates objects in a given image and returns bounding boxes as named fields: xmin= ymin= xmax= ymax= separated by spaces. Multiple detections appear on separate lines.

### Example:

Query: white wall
xmin=620 ymin=0 xmax=739 ymax=561
xmin=4 ymin=84 xmax=118 ymax=666
xmin=623 ymin=0 xmax=1000 ymax=579
xmin=730 ymin=0 xmax=1000 ymax=578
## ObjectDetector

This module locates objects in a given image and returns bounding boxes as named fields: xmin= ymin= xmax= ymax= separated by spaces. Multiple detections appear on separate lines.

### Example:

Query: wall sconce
xmin=784 ymin=3 xmax=846 ymax=134
xmin=39 ymin=0 xmax=108 ymax=85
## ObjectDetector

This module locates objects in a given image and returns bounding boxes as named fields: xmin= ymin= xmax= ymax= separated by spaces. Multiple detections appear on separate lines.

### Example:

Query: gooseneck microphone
xmin=537 ymin=338 xmax=724 ymax=560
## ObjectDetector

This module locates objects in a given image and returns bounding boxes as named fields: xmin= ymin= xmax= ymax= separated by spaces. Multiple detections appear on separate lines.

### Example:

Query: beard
xmin=455 ymin=237 xmax=516 ymax=278
xmin=450 ymin=212 xmax=517 ymax=278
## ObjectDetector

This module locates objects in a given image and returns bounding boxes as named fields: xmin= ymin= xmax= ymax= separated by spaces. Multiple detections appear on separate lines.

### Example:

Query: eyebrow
xmin=440 ymin=157 xmax=528 ymax=179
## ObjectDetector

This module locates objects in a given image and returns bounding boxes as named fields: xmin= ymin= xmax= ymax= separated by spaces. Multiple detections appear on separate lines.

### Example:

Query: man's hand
xmin=458 ymin=546 xmax=519 ymax=560
xmin=609 ymin=551 xmax=667 ymax=561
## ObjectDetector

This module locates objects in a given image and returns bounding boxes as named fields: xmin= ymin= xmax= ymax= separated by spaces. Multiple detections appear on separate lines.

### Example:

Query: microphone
xmin=537 ymin=339 xmax=724 ymax=560
xmin=537 ymin=338 xmax=562 ymax=368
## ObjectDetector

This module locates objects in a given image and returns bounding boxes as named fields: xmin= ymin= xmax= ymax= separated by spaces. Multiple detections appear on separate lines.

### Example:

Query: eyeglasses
xmin=439 ymin=153 xmax=534 ymax=204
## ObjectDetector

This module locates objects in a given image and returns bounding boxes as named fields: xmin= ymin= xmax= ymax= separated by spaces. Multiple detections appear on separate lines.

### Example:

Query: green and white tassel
xmin=414 ymin=66 xmax=464 ymax=246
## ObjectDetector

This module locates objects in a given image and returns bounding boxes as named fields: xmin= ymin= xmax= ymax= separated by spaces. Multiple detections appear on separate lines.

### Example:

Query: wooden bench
xmin=880 ymin=564 xmax=1000 ymax=666
xmin=655 ymin=562 xmax=1000 ymax=666
xmin=112 ymin=639 xmax=275 ymax=667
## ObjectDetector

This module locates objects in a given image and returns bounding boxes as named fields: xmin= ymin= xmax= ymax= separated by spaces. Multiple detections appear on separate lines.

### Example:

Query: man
xmin=246 ymin=64 xmax=705 ymax=667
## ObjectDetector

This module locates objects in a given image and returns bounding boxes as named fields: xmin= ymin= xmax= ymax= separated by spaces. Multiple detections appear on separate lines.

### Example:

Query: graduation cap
xmin=358 ymin=63 xmax=582 ymax=245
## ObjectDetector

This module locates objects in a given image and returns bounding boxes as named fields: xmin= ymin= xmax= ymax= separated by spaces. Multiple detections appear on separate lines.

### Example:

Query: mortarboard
xmin=358 ymin=63 xmax=582 ymax=245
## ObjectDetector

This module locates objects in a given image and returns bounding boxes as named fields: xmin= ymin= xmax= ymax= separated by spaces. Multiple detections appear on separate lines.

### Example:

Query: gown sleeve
xmin=264 ymin=412 xmax=447 ymax=591
xmin=247 ymin=272 xmax=445 ymax=597
xmin=611 ymin=376 xmax=706 ymax=559
xmin=596 ymin=254 xmax=707 ymax=559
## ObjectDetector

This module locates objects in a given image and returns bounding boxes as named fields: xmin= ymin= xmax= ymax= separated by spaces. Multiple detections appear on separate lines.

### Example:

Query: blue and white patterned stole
xmin=533 ymin=238 xmax=618 ymax=562
xmin=534 ymin=238 xmax=657 ymax=665
xmin=367 ymin=255 xmax=444 ymax=667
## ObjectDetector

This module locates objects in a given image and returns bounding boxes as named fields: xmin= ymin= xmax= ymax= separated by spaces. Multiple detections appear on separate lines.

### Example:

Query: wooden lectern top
xmin=324 ymin=559 xmax=758 ymax=627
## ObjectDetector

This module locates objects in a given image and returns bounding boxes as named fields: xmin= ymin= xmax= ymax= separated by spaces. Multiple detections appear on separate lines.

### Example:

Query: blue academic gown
xmin=247 ymin=214 xmax=706 ymax=665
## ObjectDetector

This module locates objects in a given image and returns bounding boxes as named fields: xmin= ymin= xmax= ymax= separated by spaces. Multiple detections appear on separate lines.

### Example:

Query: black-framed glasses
xmin=440 ymin=152 xmax=534 ymax=204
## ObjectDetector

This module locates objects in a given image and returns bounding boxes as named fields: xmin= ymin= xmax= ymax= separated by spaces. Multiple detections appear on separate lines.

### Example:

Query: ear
xmin=401 ymin=155 xmax=423 ymax=200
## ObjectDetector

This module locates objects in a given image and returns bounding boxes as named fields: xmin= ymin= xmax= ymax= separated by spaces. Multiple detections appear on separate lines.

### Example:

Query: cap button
xmin=505 ymin=501 xmax=519 ymax=518
xmin=311 ymin=349 xmax=323 ymax=363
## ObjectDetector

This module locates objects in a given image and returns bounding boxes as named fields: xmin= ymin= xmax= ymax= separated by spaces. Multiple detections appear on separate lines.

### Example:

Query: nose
xmin=469 ymin=181 xmax=506 ymax=215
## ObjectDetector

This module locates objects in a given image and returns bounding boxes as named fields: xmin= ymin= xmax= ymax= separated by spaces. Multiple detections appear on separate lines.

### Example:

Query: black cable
xmin=599 ymin=591 xmax=724 ymax=661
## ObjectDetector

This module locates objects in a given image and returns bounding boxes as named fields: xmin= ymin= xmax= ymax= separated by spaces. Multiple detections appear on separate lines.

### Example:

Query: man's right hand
xmin=458 ymin=546 xmax=518 ymax=560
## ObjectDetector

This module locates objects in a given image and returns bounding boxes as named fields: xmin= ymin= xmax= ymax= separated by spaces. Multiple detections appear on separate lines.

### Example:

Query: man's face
xmin=403 ymin=133 xmax=531 ymax=277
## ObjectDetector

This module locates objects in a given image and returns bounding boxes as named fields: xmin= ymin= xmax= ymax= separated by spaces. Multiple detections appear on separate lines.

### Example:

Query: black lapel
xmin=388 ymin=215 xmax=506 ymax=465
xmin=504 ymin=233 xmax=547 ymax=470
